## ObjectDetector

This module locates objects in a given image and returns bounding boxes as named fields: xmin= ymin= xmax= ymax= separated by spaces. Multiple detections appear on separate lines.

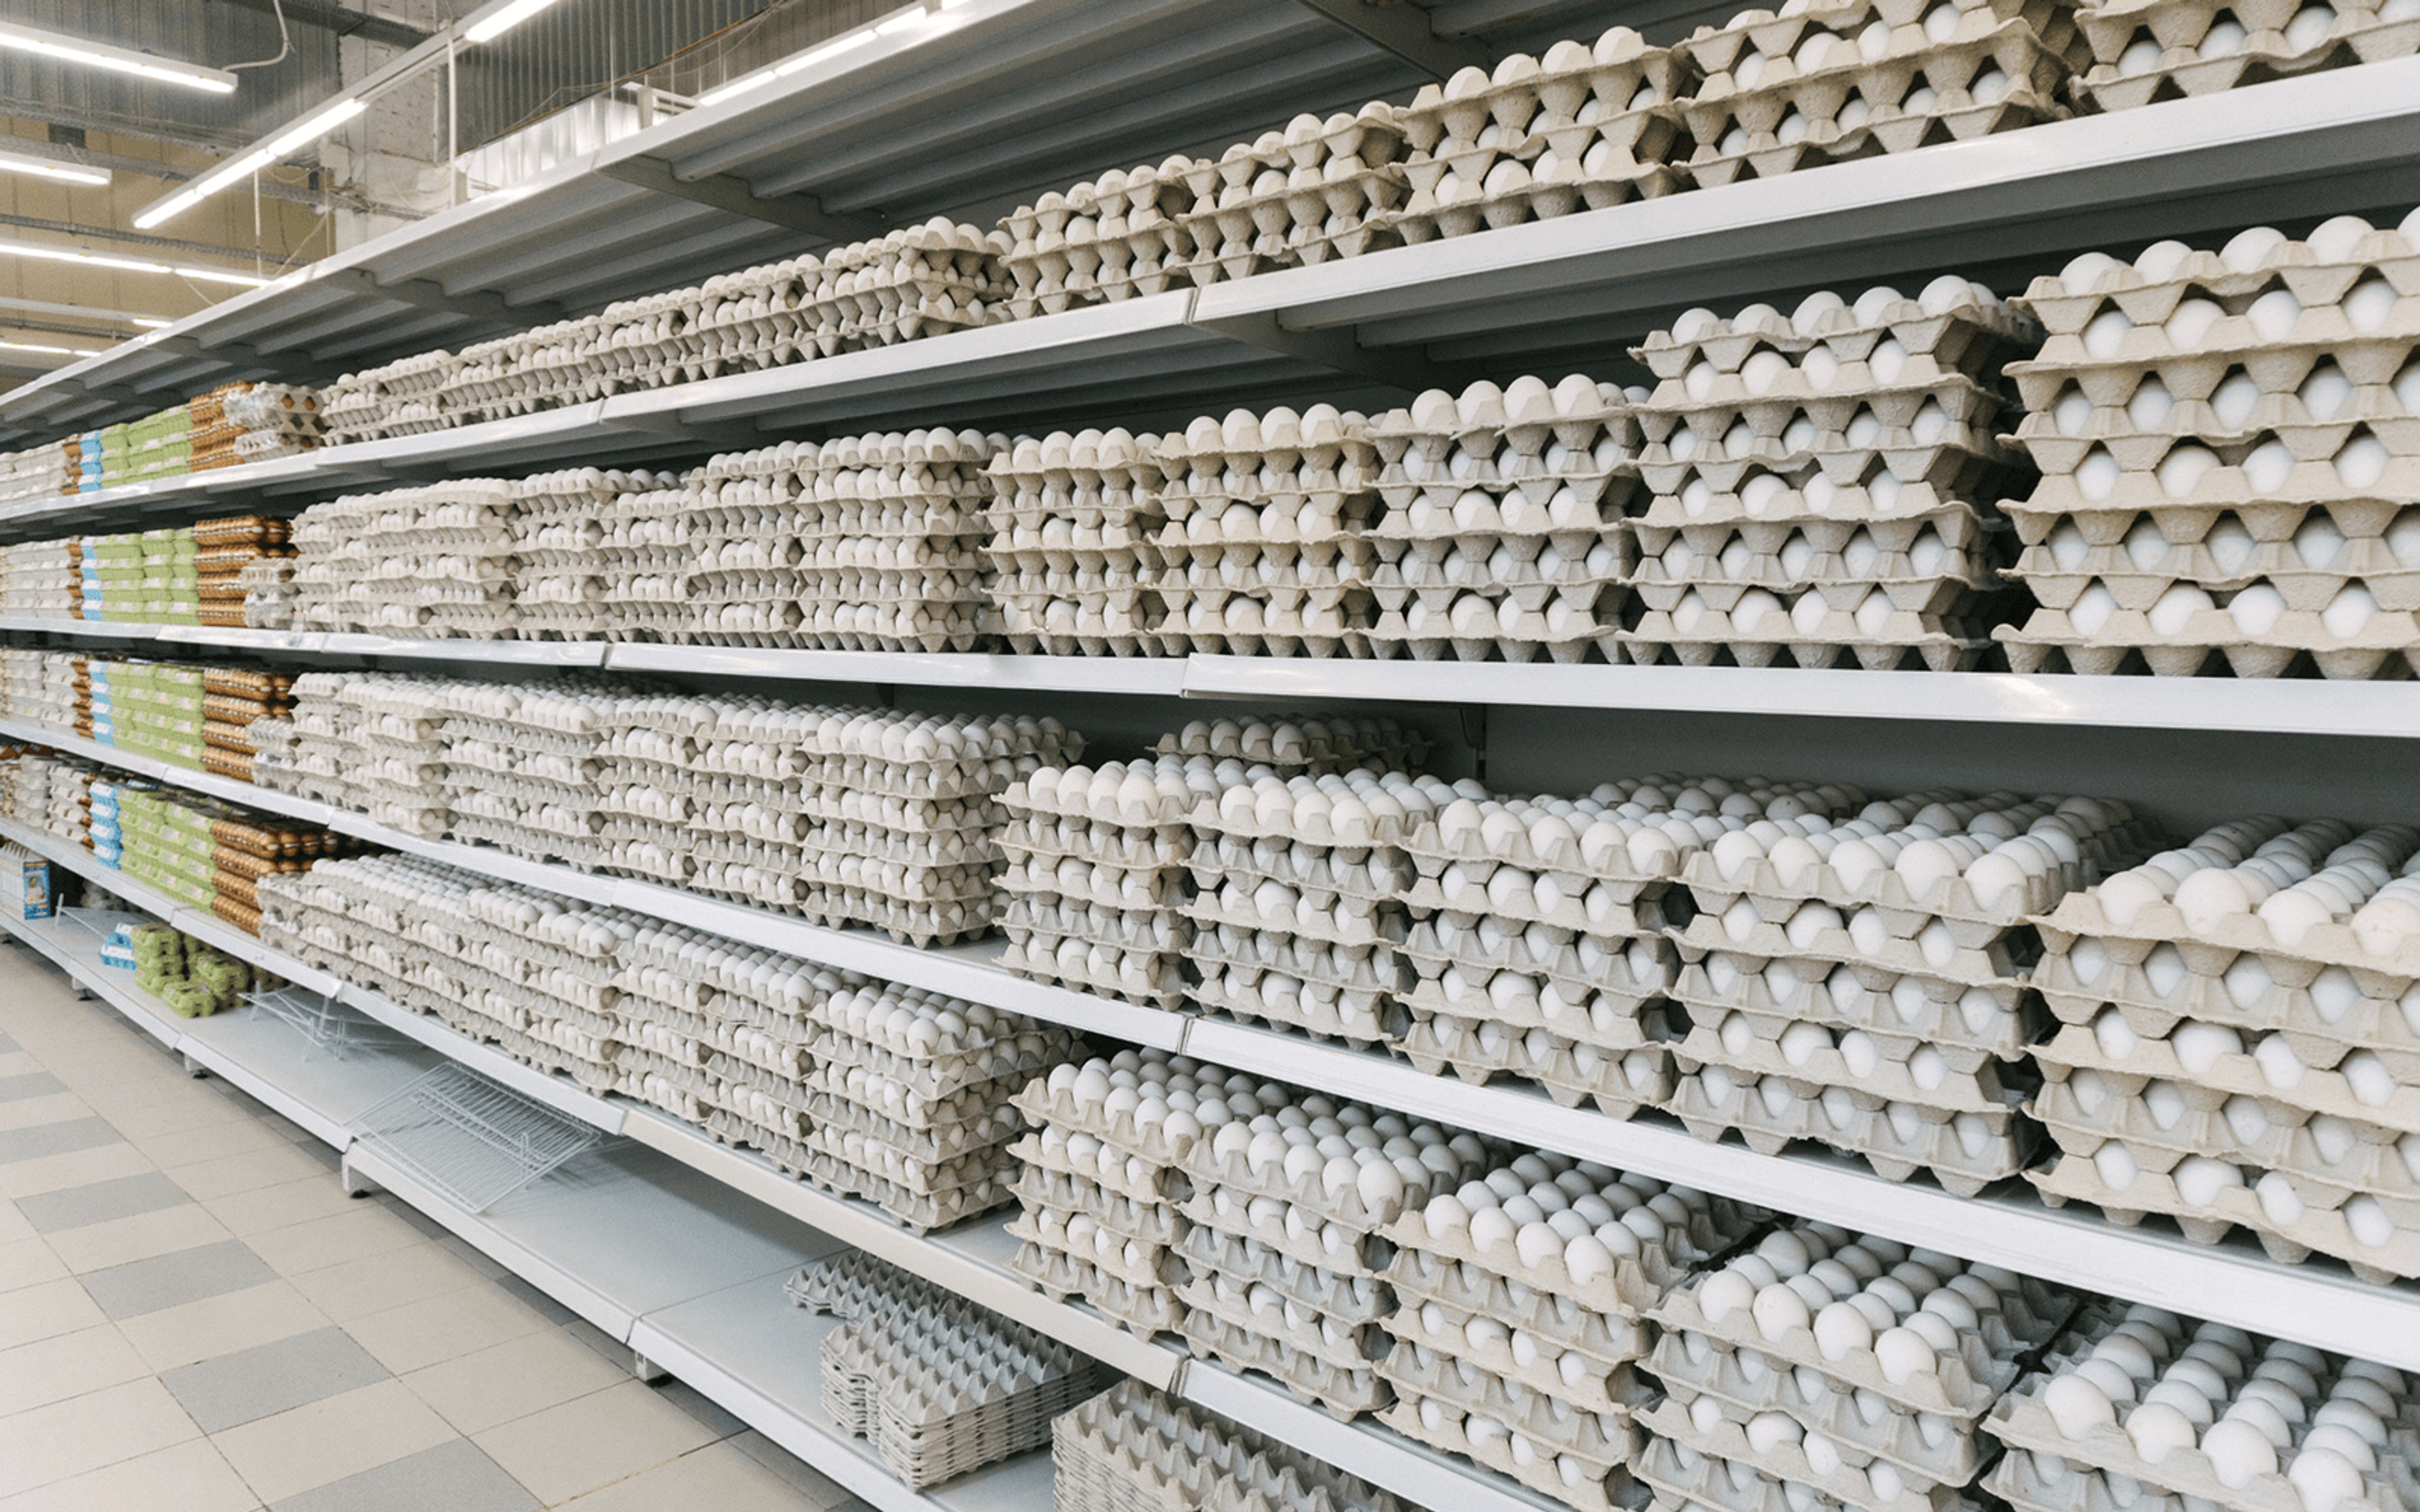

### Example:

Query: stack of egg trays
xmin=590 ymin=258 xmax=809 ymax=391
xmin=800 ymin=1251 xmax=1109 ymax=1489
xmin=1007 ymin=1048 xmax=1262 ymax=1339
xmin=1390 ymin=29 xmax=1691 ymax=244
xmin=440 ymin=316 xmax=611 ymax=424
xmin=257 ymin=673 xmax=357 ymax=813
xmin=788 ymin=428 xmax=1003 ymax=653
xmin=1180 ymin=767 xmax=1455 ymax=1049
xmin=1147 ymin=404 xmax=1381 ymax=656
xmin=1983 ymin=1302 xmax=2419 ymax=1512
xmin=2074 ymin=0 xmax=2420 ymax=113
xmin=998 ymin=757 xmax=1216 ymax=1009
xmin=508 ymin=467 xmax=670 ymax=639
xmin=437 ymin=679 xmax=632 ymax=871
xmin=1627 ymin=280 xmax=2038 ymax=670
xmin=1155 ymin=714 xmax=1430 ymax=776
xmin=1173 ymin=1085 xmax=1494 ymax=1419
xmin=333 ymin=674 xmax=463 ymax=838
xmin=591 ymin=471 xmax=697 ymax=643
xmin=1165 ymin=105 xmax=1410 ymax=289
xmin=792 ymin=220 xmax=1010 ymax=357
xmin=1054 ymin=1379 xmax=1434 ymax=1512
xmin=1668 ymin=789 xmax=2157 ymax=1193
xmin=1 ymin=646 xmax=76 ymax=727
xmin=317 ymin=349 xmax=456 ymax=446
xmin=790 ymin=980 xmax=1081 ymax=1232
xmin=995 ymin=155 xmax=1209 ymax=319
xmin=1998 ymin=215 xmax=2420 ymax=677
xmin=677 ymin=445 xmax=809 ymax=647
xmin=1641 ymin=1219 xmax=2080 ymax=1512
xmin=0 ymin=539 xmax=77 ymax=620
xmin=605 ymin=915 xmax=809 ymax=1136
xmin=1365 ymin=377 xmax=1640 ymax=663
xmin=1375 ymin=1153 xmax=1759 ymax=1512
xmin=589 ymin=691 xmax=764 ymax=896
xmin=2028 ymin=816 xmax=2420 ymax=1282
xmin=289 ymin=481 xmax=522 ymax=638
xmin=984 ymin=430 xmax=1169 ymax=655
xmin=1392 ymin=776 xmax=1802 ymax=1113
xmin=1672 ymin=0 xmax=2083 ymax=190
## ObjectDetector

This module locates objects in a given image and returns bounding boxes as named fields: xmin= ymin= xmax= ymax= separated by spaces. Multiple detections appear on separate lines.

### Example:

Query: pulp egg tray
xmin=1400 ymin=1018 xmax=1674 ymax=1116
xmin=1175 ymin=1268 xmax=1388 ymax=1378
xmin=1652 ymin=1232 xmax=2075 ymax=1416
xmin=1006 ymin=1208 xmax=1180 ymax=1292
xmin=1179 ymin=1185 xmax=1386 ymax=1277
xmin=1383 ymin=1296 xmax=1651 ymax=1415
xmin=2032 ymin=1013 xmax=2420 ymax=1130
xmin=2038 ymin=881 xmax=2420 ymax=991
xmin=804 ymin=1024 xmax=1078 ymax=1105
xmin=1010 ymin=1166 xmax=1186 ymax=1249
xmin=1180 ymin=1308 xmax=1391 ymax=1418
xmin=1189 ymin=772 xmax=1439 ymax=849
xmin=998 ymin=818 xmax=1195 ymax=876
xmin=1993 ymin=593 xmax=2420 ymax=677
xmin=1008 ymin=764 xmax=1204 ymax=828
xmin=1194 ymin=831 xmax=1418 ymax=896
xmin=1401 ymin=963 xmax=1668 ymax=1049
xmin=753 ymin=1128 xmax=1017 ymax=1232
xmin=1013 ymin=1076 xmax=1208 ymax=1167
xmin=821 ymin=1309 xmax=1102 ymax=1489
xmin=1628 ymin=520 xmax=1997 ymax=620
xmin=1639 ymin=1396 xmax=1969 ymax=1512
xmin=2034 ymin=942 xmax=2420 ymax=1057
xmin=1669 ymin=1063 xmax=2031 ymax=1193
xmin=1153 ymin=713 xmax=1424 ymax=775
xmin=1384 ymin=1334 xmax=1645 ymax=1456
xmin=1386 ymin=1177 xmax=1753 ymax=1318
xmin=1625 ymin=601 xmax=1992 ymax=672
xmin=1398 ymin=919 xmax=1677 ymax=999
xmin=2005 ymin=531 xmax=2420 ymax=624
xmin=1647 ymin=1332 xmax=1991 ymax=1486
xmin=1181 ymin=1224 xmax=1390 ymax=1324
xmin=1634 ymin=1435 xmax=1990 ymax=1512
xmin=1001 ymin=853 xmax=1188 ymax=912
xmin=994 ymin=154 xmax=1206 ymax=317
xmin=1683 ymin=995 xmax=2009 ymax=1079
xmin=802 ymin=1078 xmax=1027 ymax=1160
xmin=1184 ymin=1104 xmax=1483 ymax=1228
xmin=1984 ymin=1309 xmax=2420 ymax=1512
xmin=1637 ymin=285 xmax=2033 ymax=391
xmin=1000 ymin=905 xmax=1182 ymax=963
xmin=1674 ymin=905 xmax=2027 ymax=987
xmin=1052 ymin=1382 xmax=1425 ymax=1512
xmin=1635 ymin=382 xmax=2015 ymax=499
xmin=2077 ymin=0 xmax=2420 ymax=113
xmin=1008 ymin=1242 xmax=1185 ymax=1338
xmin=1003 ymin=940 xmax=1185 ymax=1009
xmin=1676 ymin=959 xmax=2038 ymax=1057
xmin=1011 ymin=1130 xmax=1177 ymax=1206
xmin=1374 ymin=1383 xmax=1641 ymax=1512
xmin=1183 ymin=888 xmax=1407 ymax=953
xmin=1359 ymin=606 xmax=1625 ymax=666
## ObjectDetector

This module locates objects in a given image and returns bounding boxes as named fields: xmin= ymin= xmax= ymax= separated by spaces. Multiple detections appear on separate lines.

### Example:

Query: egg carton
xmin=2034 ymin=950 xmax=2420 ymax=1070
xmin=1180 ymin=1110 xmax=1480 ymax=1235
xmin=1376 ymin=1387 xmax=1640 ymax=1512
xmin=1011 ymin=1166 xmax=1186 ymax=1249
xmin=1194 ymin=832 xmax=1420 ymax=898
xmin=1385 ymin=1242 xmax=1672 ymax=1361
xmin=1640 ymin=1399 xmax=1968 ymax=1512
xmin=1383 ymin=1300 xmax=1650 ymax=1416
xmin=1186 ymin=963 xmax=1402 ymax=1048
xmin=1178 ymin=1223 xmax=1390 ymax=1322
xmin=1008 ymin=1240 xmax=1185 ymax=1341
xmin=1985 ymin=1314 xmax=2420 ymax=1512
xmin=1177 ymin=1271 xmax=1388 ymax=1380
xmin=2029 ymin=1072 xmax=2420 ymax=1210
xmin=1397 ymin=919 xmax=1678 ymax=999
xmin=1670 ymin=1062 xmax=2034 ymax=1195
xmin=1013 ymin=1063 xmax=1219 ymax=1167
xmin=1674 ymin=959 xmax=2039 ymax=1057
xmin=2034 ymin=1014 xmax=2420 ymax=1131
xmin=1648 ymin=1332 xmax=1990 ymax=1487
xmin=1400 ymin=962 xmax=1668 ymax=1050
xmin=2078 ymin=0 xmax=2420 ymax=111
xmin=994 ymin=155 xmax=1206 ymax=317
xmin=1180 ymin=1307 xmax=1390 ymax=1418
xmin=1639 ymin=281 xmax=2037 ymax=383
xmin=822 ymin=1317 xmax=1103 ymax=1489
xmin=1004 ymin=1211 xmax=1180 ymax=1293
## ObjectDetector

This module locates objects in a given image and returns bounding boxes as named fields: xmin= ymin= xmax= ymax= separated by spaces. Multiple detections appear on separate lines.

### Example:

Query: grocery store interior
xmin=0 ymin=1 xmax=2414 ymax=1509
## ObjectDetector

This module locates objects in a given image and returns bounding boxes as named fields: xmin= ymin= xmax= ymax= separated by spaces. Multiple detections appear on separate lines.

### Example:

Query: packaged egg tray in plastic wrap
xmin=1644 ymin=1221 xmax=2079 ymax=1512
xmin=2029 ymin=817 xmax=2420 ymax=1280
xmin=1390 ymin=28 xmax=1690 ymax=245
xmin=507 ymin=467 xmax=674 ymax=640
xmin=1997 ymin=214 xmax=2420 ymax=677
xmin=2073 ymin=0 xmax=2420 ymax=112
xmin=984 ymin=429 xmax=1168 ymax=656
xmin=1376 ymin=1151 xmax=1757 ymax=1511
xmin=793 ymin=1250 xmax=1108 ymax=1489
xmin=1148 ymin=404 xmax=1382 ymax=657
xmin=1983 ymin=1302 xmax=2417 ymax=1512
xmin=1366 ymin=377 xmax=1641 ymax=665
xmin=1052 ymin=1379 xmax=1432 ymax=1512
xmin=288 ymin=481 xmax=521 ymax=639
xmin=1673 ymin=0 xmax=2082 ymax=190
xmin=1628 ymin=280 xmax=2040 ymax=670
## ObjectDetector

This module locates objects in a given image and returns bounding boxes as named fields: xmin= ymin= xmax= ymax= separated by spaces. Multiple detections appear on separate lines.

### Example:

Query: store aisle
xmin=0 ymin=940 xmax=868 ymax=1512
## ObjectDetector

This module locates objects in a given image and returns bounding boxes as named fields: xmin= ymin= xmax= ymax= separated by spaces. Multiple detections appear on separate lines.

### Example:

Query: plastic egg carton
xmin=1162 ymin=103 xmax=1410 ymax=289
xmin=1052 ymin=1380 xmax=1428 ymax=1512
xmin=996 ymin=156 xmax=1210 ymax=318
xmin=1390 ymin=28 xmax=1691 ymax=246
xmin=1674 ymin=0 xmax=2081 ymax=191
xmin=983 ymin=428 xmax=1168 ymax=655
xmin=1998 ymin=215 xmax=2420 ymax=677
xmin=1983 ymin=1302 xmax=2418 ymax=1512
xmin=2074 ymin=0 xmax=2420 ymax=113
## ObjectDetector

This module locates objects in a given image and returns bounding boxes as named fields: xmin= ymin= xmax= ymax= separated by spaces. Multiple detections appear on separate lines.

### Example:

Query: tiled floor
xmin=0 ymin=941 xmax=872 ymax=1511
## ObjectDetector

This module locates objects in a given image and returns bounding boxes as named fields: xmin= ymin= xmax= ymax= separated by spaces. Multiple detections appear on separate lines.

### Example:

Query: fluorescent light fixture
xmin=132 ymin=96 xmax=367 ymax=229
xmin=0 ymin=146 xmax=108 ymax=187
xmin=775 ymin=29 xmax=875 ymax=79
xmin=698 ymin=1 xmax=944 ymax=108
xmin=464 ymin=0 xmax=570 ymax=43
xmin=0 ymin=20 xmax=237 ymax=93
xmin=132 ymin=316 xmax=173 ymax=329
xmin=0 ymin=236 xmax=274 ymax=289
xmin=0 ymin=338 xmax=101 ymax=357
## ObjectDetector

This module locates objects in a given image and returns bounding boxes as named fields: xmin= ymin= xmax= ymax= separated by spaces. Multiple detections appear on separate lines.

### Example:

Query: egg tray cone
xmin=2077 ymin=0 xmax=2420 ymax=112
xmin=2032 ymin=941 xmax=2420 ymax=1053
xmin=1374 ymin=1390 xmax=1643 ymax=1512
xmin=1673 ymin=959 xmax=2043 ymax=1057
xmin=1382 ymin=1300 xmax=1652 ymax=1416
xmin=2027 ymin=1077 xmax=2420 ymax=1213
xmin=1647 ymin=1333 xmax=1996 ymax=1486
xmin=2031 ymin=1016 xmax=2420 ymax=1130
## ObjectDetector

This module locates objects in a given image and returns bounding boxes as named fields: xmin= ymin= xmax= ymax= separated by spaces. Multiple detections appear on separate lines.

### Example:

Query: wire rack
xmin=349 ymin=1062 xmax=608 ymax=1212
xmin=243 ymin=987 xmax=410 ymax=1062
xmin=55 ymin=905 xmax=146 ymax=942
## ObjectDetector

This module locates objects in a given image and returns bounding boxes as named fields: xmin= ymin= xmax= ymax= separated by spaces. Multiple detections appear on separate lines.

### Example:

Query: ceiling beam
xmin=0 ymin=295 xmax=165 ymax=329
xmin=0 ymin=210 xmax=272 ymax=264
xmin=212 ymin=0 xmax=431 ymax=51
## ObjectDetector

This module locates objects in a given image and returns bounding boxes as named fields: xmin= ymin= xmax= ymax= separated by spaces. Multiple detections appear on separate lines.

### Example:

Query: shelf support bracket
xmin=1290 ymin=0 xmax=1491 ymax=80
xmin=1190 ymin=307 xmax=1461 ymax=394
xmin=323 ymin=266 xmax=564 ymax=328
xmin=597 ymin=156 xmax=889 ymax=242
xmin=151 ymin=335 xmax=339 ymax=386
xmin=608 ymin=409 xmax=771 ymax=452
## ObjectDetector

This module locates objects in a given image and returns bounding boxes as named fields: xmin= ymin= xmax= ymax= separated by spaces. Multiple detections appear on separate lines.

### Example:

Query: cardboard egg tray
xmin=2075 ymin=0 xmax=2420 ymax=113
xmin=1010 ymin=1166 xmax=1185 ymax=1249
xmin=995 ymin=155 xmax=1207 ymax=317
xmin=2032 ymin=948 xmax=2420 ymax=1072
xmin=2032 ymin=1014 xmax=2420 ymax=1131
xmin=1634 ymin=1434 xmax=1996 ymax=1512
xmin=2038 ymin=879 xmax=2420 ymax=995
xmin=1161 ymin=106 xmax=1410 ymax=287
xmin=1674 ymin=958 xmax=2038 ymax=1056
xmin=1180 ymin=1307 xmax=1391 ymax=1418
xmin=1639 ymin=1398 xmax=1968 ymax=1512
xmin=1176 ymin=1269 xmax=1389 ymax=1380
xmin=1635 ymin=282 xmax=2036 ymax=384
xmin=1178 ymin=1186 xmax=1385 ymax=1279
xmin=1647 ymin=1332 xmax=1990 ymax=1487
xmin=1180 ymin=1223 xmax=1390 ymax=1321
xmin=1002 ymin=931 xmax=1186 ymax=1008
xmin=1009 ymin=1241 xmax=1185 ymax=1339
xmin=1376 ymin=1383 xmax=1639 ymax=1512
xmin=1400 ymin=961 xmax=1668 ymax=1050
xmin=1383 ymin=1295 xmax=1651 ymax=1416
xmin=1398 ymin=917 xmax=1676 ymax=999
xmin=1669 ymin=1062 xmax=2034 ymax=1193
xmin=1401 ymin=1017 xmax=1674 ymax=1116
xmin=1674 ymin=900 xmax=2029 ymax=987
xmin=1010 ymin=1133 xmax=1176 ymax=1209
xmin=1383 ymin=1225 xmax=1714 ymax=1343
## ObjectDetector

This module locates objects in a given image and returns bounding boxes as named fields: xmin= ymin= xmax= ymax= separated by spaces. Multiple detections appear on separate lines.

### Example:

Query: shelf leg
xmin=338 ymin=1155 xmax=383 ymax=1199
xmin=630 ymin=1350 xmax=669 ymax=1384
xmin=182 ymin=1051 xmax=207 ymax=1079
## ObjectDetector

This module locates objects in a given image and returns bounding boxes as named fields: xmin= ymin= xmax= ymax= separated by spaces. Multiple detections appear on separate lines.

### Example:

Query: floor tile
xmin=173 ymin=1145 xmax=330 ymax=1204
xmin=161 ymin=1324 xmax=395 ymax=1433
xmin=16 ymin=1171 xmax=193 ymax=1234
xmin=729 ymin=1431 xmax=851 ymax=1508
xmin=492 ymin=1270 xmax=579 ymax=1325
xmin=0 ymin=1142 xmax=157 ymax=1200
xmin=80 ymin=1238 xmax=279 ymax=1320
xmin=131 ymin=1117 xmax=293 ymax=1171
xmin=0 ymin=1236 xmax=67 ymax=1292
xmin=45 ymin=1201 xmax=232 ymax=1273
xmin=0 ymin=1436 xmax=259 ymax=1512
xmin=198 ymin=1171 xmax=359 ymax=1232
xmin=0 ymin=1116 xmax=120 ymax=1166
xmin=341 ymin=1276 xmax=550 ymax=1373
xmin=116 ymin=1279 xmax=330 ymax=1372
xmin=207 ymin=1378 xmax=459 ymax=1506
xmin=245 ymin=1204 xmax=426 ymax=1278
xmin=555 ymin=1441 xmax=833 ymax=1511
xmin=290 ymin=1240 xmax=487 ymax=1325
xmin=0 ymin=1377 xmax=200 ymax=1499
xmin=0 ymin=1276 xmax=106 ymax=1349
xmin=655 ymin=1376 xmax=747 ymax=1439
xmin=0 ymin=1323 xmax=149 ymax=1417
xmin=434 ymin=1232 xmax=512 ymax=1280
xmin=0 ymin=1072 xmax=64 ymax=1102
xmin=473 ymin=1379 xmax=722 ymax=1504
xmin=0 ymin=1093 xmax=91 ymax=1133
xmin=265 ymin=1436 xmax=535 ymax=1512
xmin=0 ymin=1030 xmax=18 ymax=1051
xmin=103 ymin=1092 xmax=249 ymax=1142
xmin=399 ymin=1326 xmax=628 ymax=1435
xmin=0 ymin=1202 xmax=30 ymax=1246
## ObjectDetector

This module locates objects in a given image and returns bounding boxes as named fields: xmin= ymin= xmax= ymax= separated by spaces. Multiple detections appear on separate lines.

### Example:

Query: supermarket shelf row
xmin=6 ymin=724 xmax=2416 ymax=1370
xmin=6 ymin=622 xmax=2417 ymax=737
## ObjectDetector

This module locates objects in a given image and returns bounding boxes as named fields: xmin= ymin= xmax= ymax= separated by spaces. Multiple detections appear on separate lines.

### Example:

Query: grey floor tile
xmin=0 ymin=1114 xmax=124 ymax=1164
xmin=81 ymin=1237 xmax=279 ymax=1319
xmin=163 ymin=1324 xmax=393 ymax=1433
xmin=386 ymin=1201 xmax=451 ymax=1242
xmin=16 ymin=1171 xmax=195 ymax=1233
xmin=267 ymin=1436 xmax=538 ymax=1512
xmin=0 ymin=1070 xmax=66 ymax=1102
xmin=655 ymin=1376 xmax=747 ymax=1439
xmin=0 ymin=1031 xmax=18 ymax=1052
xmin=492 ymin=1272 xmax=577 ymax=1326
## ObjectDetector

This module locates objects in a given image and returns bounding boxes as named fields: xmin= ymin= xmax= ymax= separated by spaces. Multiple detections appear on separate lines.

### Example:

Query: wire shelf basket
xmin=349 ymin=1062 xmax=608 ymax=1212
xmin=244 ymin=987 xmax=409 ymax=1062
